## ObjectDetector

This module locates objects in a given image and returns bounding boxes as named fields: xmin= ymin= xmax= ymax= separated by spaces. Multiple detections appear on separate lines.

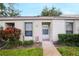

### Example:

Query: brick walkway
xmin=42 ymin=41 xmax=61 ymax=56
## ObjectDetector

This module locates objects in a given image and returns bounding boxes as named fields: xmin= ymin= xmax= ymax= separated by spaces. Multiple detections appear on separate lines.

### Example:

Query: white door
xmin=42 ymin=25 xmax=49 ymax=40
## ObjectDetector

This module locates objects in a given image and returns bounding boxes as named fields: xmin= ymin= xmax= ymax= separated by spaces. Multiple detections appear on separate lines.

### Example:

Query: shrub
xmin=58 ymin=34 xmax=79 ymax=46
xmin=23 ymin=40 xmax=34 ymax=46
xmin=16 ymin=40 xmax=23 ymax=46
xmin=4 ymin=40 xmax=23 ymax=49
xmin=4 ymin=27 xmax=21 ymax=40
xmin=0 ymin=27 xmax=21 ymax=48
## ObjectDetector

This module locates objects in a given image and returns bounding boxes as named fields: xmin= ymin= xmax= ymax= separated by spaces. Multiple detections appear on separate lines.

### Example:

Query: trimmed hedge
xmin=23 ymin=40 xmax=34 ymax=46
xmin=6 ymin=40 xmax=34 ymax=48
xmin=58 ymin=34 xmax=79 ymax=46
xmin=5 ymin=40 xmax=23 ymax=49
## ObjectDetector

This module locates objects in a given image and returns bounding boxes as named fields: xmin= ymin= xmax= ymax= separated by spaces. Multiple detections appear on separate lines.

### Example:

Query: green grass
xmin=0 ymin=48 xmax=43 ymax=56
xmin=58 ymin=46 xmax=79 ymax=56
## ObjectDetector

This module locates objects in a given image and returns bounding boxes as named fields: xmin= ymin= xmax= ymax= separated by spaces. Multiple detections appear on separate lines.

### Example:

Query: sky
xmin=14 ymin=3 xmax=79 ymax=16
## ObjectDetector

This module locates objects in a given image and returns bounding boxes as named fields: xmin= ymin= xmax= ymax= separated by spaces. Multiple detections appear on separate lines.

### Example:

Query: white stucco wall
xmin=33 ymin=20 xmax=42 ymax=42
xmin=52 ymin=20 xmax=65 ymax=42
xmin=33 ymin=20 xmax=51 ymax=42
xmin=52 ymin=19 xmax=79 ymax=42
xmin=1 ymin=18 xmax=79 ymax=42
xmin=0 ymin=20 xmax=51 ymax=42
xmin=74 ymin=20 xmax=79 ymax=34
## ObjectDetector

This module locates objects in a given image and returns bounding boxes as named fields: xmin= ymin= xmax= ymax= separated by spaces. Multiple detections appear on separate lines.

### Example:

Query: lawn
xmin=0 ymin=48 xmax=43 ymax=56
xmin=58 ymin=46 xmax=79 ymax=56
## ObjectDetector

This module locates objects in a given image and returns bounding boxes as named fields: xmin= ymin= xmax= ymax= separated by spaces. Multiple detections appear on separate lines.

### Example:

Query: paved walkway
xmin=42 ymin=41 xmax=61 ymax=56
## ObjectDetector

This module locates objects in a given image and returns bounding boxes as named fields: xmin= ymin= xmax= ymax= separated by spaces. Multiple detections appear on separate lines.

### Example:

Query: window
xmin=6 ymin=23 xmax=15 ymax=28
xmin=42 ymin=25 xmax=48 ymax=35
xmin=43 ymin=29 xmax=48 ymax=34
xmin=25 ymin=22 xmax=33 ymax=36
xmin=66 ymin=22 xmax=73 ymax=34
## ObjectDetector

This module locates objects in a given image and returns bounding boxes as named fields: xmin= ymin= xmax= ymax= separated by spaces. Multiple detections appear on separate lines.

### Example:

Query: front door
xmin=42 ymin=24 xmax=49 ymax=41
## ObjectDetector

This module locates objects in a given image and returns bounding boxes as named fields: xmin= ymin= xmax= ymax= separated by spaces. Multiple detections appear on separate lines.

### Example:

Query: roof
xmin=0 ymin=16 xmax=79 ymax=21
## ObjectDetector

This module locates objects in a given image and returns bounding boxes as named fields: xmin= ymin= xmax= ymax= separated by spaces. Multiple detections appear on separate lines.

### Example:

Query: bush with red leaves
xmin=0 ymin=27 xmax=21 ymax=40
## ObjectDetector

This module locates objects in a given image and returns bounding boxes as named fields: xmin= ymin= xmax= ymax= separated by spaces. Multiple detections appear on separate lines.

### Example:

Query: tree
xmin=6 ymin=3 xmax=21 ymax=16
xmin=41 ymin=7 xmax=49 ymax=16
xmin=0 ymin=3 xmax=7 ymax=16
xmin=41 ymin=6 xmax=62 ymax=16
xmin=0 ymin=3 xmax=21 ymax=17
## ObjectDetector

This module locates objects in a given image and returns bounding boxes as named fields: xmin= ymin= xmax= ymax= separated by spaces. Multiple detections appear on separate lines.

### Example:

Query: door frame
xmin=42 ymin=22 xmax=50 ymax=41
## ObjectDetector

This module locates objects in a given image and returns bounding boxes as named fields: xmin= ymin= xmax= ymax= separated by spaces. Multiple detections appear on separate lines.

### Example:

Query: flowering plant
xmin=0 ymin=27 xmax=21 ymax=48
xmin=4 ymin=27 xmax=21 ymax=40
xmin=0 ymin=27 xmax=21 ymax=40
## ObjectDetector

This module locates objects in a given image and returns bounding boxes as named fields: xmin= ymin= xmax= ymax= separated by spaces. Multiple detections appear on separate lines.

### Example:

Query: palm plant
xmin=0 ymin=3 xmax=7 ymax=16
